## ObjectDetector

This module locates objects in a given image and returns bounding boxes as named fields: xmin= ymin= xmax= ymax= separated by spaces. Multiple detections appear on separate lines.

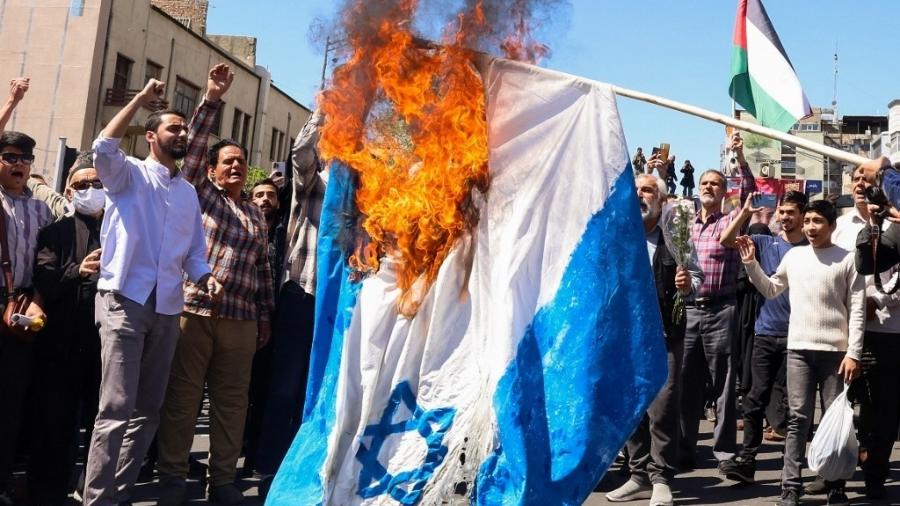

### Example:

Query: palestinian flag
xmin=730 ymin=0 xmax=811 ymax=132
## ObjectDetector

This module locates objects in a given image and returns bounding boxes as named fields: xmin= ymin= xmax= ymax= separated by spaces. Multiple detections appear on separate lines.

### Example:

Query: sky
xmin=207 ymin=0 xmax=900 ymax=172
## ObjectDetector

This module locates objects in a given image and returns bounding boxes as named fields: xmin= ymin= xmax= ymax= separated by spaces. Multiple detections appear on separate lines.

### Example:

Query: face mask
xmin=72 ymin=187 xmax=105 ymax=215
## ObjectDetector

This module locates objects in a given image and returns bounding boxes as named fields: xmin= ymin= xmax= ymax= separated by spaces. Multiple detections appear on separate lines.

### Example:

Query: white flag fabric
xmin=267 ymin=56 xmax=668 ymax=505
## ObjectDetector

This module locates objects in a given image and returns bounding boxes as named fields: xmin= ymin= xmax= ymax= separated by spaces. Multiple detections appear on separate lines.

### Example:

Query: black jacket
xmin=33 ymin=213 xmax=101 ymax=357
xmin=652 ymin=229 xmax=687 ymax=343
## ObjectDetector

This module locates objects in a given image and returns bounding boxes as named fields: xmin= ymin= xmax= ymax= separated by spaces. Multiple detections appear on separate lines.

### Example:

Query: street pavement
xmin=124 ymin=418 xmax=898 ymax=505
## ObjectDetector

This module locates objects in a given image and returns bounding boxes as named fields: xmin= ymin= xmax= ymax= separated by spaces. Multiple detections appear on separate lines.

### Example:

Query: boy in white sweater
xmin=736 ymin=200 xmax=863 ymax=506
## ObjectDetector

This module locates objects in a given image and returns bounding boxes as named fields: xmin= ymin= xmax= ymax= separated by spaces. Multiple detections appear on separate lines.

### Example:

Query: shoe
xmin=208 ymin=483 xmax=245 ymax=505
xmin=865 ymin=480 xmax=886 ymax=500
xmin=705 ymin=406 xmax=717 ymax=422
xmin=778 ymin=488 xmax=801 ymax=506
xmin=826 ymin=487 xmax=849 ymax=506
xmin=804 ymin=475 xmax=827 ymax=495
xmin=649 ymin=483 xmax=674 ymax=506
xmin=605 ymin=478 xmax=652 ymax=502
xmin=157 ymin=479 xmax=187 ymax=506
xmin=720 ymin=457 xmax=755 ymax=484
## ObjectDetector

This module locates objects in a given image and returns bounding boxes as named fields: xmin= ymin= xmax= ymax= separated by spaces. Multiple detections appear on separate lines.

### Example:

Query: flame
xmin=318 ymin=0 xmax=548 ymax=313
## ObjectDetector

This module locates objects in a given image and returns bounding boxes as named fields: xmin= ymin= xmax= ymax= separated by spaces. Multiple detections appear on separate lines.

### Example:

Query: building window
xmin=241 ymin=114 xmax=252 ymax=148
xmin=232 ymin=109 xmax=244 ymax=141
xmin=113 ymin=54 xmax=133 ymax=91
xmin=270 ymin=128 xmax=279 ymax=160
xmin=211 ymin=101 xmax=224 ymax=137
xmin=145 ymin=60 xmax=163 ymax=83
xmin=173 ymin=78 xmax=200 ymax=117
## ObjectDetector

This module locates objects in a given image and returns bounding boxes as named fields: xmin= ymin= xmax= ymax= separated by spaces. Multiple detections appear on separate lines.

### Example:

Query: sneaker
xmin=720 ymin=457 xmax=755 ymax=484
xmin=649 ymin=483 xmax=674 ymax=506
xmin=208 ymin=483 xmax=245 ymax=505
xmin=705 ymin=406 xmax=717 ymax=422
xmin=826 ymin=487 xmax=849 ymax=506
xmin=804 ymin=475 xmax=827 ymax=495
xmin=605 ymin=478 xmax=652 ymax=502
xmin=156 ymin=479 xmax=187 ymax=506
xmin=778 ymin=489 xmax=801 ymax=506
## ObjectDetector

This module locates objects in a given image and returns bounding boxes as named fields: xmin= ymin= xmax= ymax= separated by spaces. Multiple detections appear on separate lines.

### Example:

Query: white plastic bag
xmin=807 ymin=388 xmax=858 ymax=481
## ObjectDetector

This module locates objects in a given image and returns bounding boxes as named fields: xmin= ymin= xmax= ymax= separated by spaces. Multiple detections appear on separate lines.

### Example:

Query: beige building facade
xmin=0 ymin=0 xmax=310 ymax=185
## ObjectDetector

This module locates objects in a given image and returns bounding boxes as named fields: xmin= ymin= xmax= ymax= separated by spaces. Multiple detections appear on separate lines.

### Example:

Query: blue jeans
xmin=255 ymin=283 xmax=316 ymax=476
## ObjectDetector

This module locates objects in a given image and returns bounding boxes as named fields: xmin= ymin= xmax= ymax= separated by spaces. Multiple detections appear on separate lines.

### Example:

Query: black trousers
xmin=626 ymin=339 xmax=683 ymax=486
xmin=854 ymin=331 xmax=900 ymax=486
xmin=739 ymin=334 xmax=787 ymax=460
xmin=0 ymin=334 xmax=34 ymax=491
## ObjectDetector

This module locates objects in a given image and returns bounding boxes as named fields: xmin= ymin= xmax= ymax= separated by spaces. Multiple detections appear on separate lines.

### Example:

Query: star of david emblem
xmin=356 ymin=380 xmax=456 ymax=504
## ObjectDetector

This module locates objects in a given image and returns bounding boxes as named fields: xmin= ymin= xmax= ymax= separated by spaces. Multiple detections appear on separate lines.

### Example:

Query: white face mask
xmin=72 ymin=187 xmax=105 ymax=215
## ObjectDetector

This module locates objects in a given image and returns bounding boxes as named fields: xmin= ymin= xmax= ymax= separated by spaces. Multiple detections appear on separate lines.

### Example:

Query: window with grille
xmin=113 ymin=54 xmax=133 ymax=91
xmin=173 ymin=78 xmax=200 ymax=117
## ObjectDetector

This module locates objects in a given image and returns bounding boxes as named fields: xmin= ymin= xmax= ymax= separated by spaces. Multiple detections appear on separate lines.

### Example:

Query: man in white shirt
xmin=737 ymin=200 xmax=863 ymax=506
xmin=841 ymin=166 xmax=900 ymax=500
xmin=83 ymin=79 xmax=222 ymax=506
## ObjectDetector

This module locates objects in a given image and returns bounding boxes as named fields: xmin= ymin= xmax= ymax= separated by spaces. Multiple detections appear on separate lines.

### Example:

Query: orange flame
xmin=318 ymin=0 xmax=545 ymax=313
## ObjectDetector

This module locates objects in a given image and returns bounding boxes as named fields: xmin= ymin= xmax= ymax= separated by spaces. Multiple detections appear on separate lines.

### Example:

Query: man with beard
xmin=718 ymin=190 xmax=808 ymax=485
xmin=606 ymin=173 xmax=702 ymax=506
xmin=84 ymin=79 xmax=223 ymax=505
xmin=29 ymin=153 xmax=105 ymax=504
xmin=156 ymin=64 xmax=274 ymax=505
xmin=250 ymin=178 xmax=282 ymax=276
xmin=836 ymin=164 xmax=900 ymax=500
xmin=678 ymin=132 xmax=757 ymax=472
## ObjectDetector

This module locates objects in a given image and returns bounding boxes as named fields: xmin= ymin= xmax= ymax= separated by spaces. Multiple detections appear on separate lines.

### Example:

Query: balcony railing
xmin=104 ymin=88 xmax=139 ymax=106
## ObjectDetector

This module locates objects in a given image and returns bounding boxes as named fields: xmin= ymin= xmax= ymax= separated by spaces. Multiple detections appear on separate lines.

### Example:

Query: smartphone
xmin=651 ymin=147 xmax=660 ymax=157
xmin=754 ymin=193 xmax=778 ymax=209
xmin=657 ymin=143 xmax=670 ymax=162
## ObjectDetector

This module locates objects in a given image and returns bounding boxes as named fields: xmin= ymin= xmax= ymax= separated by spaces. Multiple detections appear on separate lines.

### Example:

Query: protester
xmin=664 ymin=155 xmax=677 ymax=195
xmin=846 ymin=165 xmax=900 ymax=500
xmin=29 ymin=154 xmax=105 ymax=504
xmin=255 ymin=109 xmax=326 ymax=497
xmin=680 ymin=159 xmax=695 ymax=198
xmin=250 ymin=178 xmax=282 ymax=276
xmin=27 ymin=174 xmax=70 ymax=219
xmin=0 ymin=78 xmax=29 ymax=132
xmin=633 ymin=147 xmax=647 ymax=176
xmin=606 ymin=173 xmax=703 ymax=506
xmin=718 ymin=190 xmax=808 ymax=485
xmin=0 ymin=130 xmax=53 ymax=503
xmin=154 ymin=64 xmax=274 ymax=505
xmin=83 ymin=78 xmax=222 ymax=505
xmin=678 ymin=132 xmax=756 ymax=472
xmin=737 ymin=199 xmax=863 ymax=506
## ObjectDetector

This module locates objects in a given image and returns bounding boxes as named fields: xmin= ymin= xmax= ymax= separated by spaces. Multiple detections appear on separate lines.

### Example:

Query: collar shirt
xmin=180 ymin=99 xmax=275 ymax=321
xmin=284 ymin=110 xmax=327 ymax=295
xmin=92 ymin=136 xmax=211 ymax=315
xmin=0 ymin=187 xmax=53 ymax=290
xmin=692 ymin=209 xmax=741 ymax=298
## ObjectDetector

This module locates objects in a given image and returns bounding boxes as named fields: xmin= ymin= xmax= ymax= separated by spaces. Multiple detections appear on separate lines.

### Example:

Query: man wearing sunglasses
xmin=0 ymin=130 xmax=54 ymax=501
xmin=83 ymin=78 xmax=223 ymax=505
xmin=29 ymin=152 xmax=106 ymax=503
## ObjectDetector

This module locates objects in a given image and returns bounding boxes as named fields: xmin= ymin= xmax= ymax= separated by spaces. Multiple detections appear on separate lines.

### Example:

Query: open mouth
xmin=10 ymin=170 xmax=24 ymax=178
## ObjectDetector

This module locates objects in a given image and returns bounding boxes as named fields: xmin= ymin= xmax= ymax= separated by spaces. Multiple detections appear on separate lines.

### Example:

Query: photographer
xmin=852 ymin=157 xmax=900 ymax=500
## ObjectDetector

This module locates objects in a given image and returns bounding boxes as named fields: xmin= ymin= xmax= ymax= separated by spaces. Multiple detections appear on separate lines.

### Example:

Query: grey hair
xmin=637 ymin=173 xmax=668 ymax=197
xmin=699 ymin=169 xmax=726 ymax=185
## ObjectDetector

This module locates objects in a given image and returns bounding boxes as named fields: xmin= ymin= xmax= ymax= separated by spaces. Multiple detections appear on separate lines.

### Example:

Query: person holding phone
xmin=680 ymin=160 xmax=695 ymax=198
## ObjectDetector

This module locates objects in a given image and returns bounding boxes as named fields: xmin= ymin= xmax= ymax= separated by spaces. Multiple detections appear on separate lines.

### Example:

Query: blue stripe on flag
xmin=475 ymin=169 xmax=668 ymax=505
xmin=267 ymin=162 xmax=361 ymax=504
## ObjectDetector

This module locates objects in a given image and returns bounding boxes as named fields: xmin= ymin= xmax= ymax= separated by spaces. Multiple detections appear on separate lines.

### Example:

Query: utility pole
xmin=320 ymin=36 xmax=344 ymax=91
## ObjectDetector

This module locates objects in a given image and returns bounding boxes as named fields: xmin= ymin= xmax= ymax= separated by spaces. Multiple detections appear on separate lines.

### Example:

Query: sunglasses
xmin=70 ymin=180 xmax=104 ymax=191
xmin=0 ymin=153 xmax=35 ymax=165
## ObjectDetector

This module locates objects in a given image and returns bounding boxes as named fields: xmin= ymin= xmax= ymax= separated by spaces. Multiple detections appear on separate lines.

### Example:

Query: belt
xmin=685 ymin=297 xmax=735 ymax=309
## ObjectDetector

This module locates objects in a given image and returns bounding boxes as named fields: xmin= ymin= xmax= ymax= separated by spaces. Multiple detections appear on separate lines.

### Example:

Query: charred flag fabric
xmin=266 ymin=56 xmax=668 ymax=505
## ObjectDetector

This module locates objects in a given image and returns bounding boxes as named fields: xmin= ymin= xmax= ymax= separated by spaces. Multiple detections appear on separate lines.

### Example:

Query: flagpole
xmin=610 ymin=84 xmax=868 ymax=167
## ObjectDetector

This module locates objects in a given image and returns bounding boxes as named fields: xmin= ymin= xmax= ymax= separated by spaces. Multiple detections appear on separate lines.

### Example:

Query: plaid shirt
xmin=181 ymin=99 xmax=275 ymax=321
xmin=284 ymin=110 xmax=326 ymax=295
xmin=692 ymin=162 xmax=757 ymax=299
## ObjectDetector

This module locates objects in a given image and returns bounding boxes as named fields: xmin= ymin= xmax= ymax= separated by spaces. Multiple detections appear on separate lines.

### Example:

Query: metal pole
xmin=54 ymin=137 xmax=67 ymax=193
xmin=320 ymin=36 xmax=331 ymax=91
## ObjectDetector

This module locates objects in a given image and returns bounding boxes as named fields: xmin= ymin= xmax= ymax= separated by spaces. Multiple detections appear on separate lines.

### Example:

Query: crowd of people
xmin=0 ymin=65 xmax=325 ymax=505
xmin=612 ymin=139 xmax=900 ymax=506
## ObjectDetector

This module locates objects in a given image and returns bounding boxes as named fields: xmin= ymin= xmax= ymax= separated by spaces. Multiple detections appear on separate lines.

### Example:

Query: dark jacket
xmin=33 ymin=213 xmax=101 ymax=356
xmin=652 ymin=229 xmax=687 ymax=343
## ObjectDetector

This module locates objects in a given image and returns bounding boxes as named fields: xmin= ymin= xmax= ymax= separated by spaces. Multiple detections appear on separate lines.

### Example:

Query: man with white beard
xmin=607 ymin=173 xmax=702 ymax=506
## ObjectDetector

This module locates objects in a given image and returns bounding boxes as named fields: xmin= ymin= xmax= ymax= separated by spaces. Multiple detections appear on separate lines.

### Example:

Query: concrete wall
xmin=0 ymin=0 xmax=110 ymax=180
xmin=150 ymin=0 xmax=207 ymax=35
xmin=207 ymin=34 xmax=256 ymax=67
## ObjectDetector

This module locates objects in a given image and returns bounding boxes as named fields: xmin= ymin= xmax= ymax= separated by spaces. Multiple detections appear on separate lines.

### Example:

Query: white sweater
xmin=744 ymin=244 xmax=865 ymax=360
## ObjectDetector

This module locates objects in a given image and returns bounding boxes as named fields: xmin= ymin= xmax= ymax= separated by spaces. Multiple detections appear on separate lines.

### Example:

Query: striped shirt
xmin=692 ymin=162 xmax=757 ymax=299
xmin=0 ymin=188 xmax=53 ymax=290
xmin=181 ymin=98 xmax=275 ymax=322
xmin=284 ymin=110 xmax=327 ymax=295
